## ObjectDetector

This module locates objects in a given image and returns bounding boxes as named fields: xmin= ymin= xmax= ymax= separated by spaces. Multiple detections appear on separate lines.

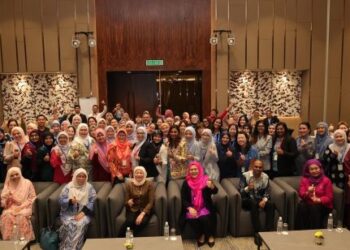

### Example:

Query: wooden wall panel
xmin=258 ymin=0 xmax=273 ymax=69
xmin=229 ymin=0 xmax=246 ymax=70
xmin=246 ymin=0 xmax=258 ymax=69
xmin=14 ymin=0 xmax=26 ymax=72
xmin=273 ymin=0 xmax=285 ymax=69
xmin=309 ymin=0 xmax=327 ymax=126
xmin=43 ymin=0 xmax=59 ymax=71
xmin=211 ymin=0 xmax=217 ymax=108
xmin=340 ymin=0 xmax=350 ymax=122
xmin=0 ymin=0 xmax=18 ymax=72
xmin=301 ymin=70 xmax=310 ymax=120
xmin=23 ymin=0 xmax=44 ymax=72
xmin=285 ymin=0 xmax=296 ymax=69
xmin=96 ymin=0 xmax=211 ymax=115
xmin=296 ymin=0 xmax=311 ymax=70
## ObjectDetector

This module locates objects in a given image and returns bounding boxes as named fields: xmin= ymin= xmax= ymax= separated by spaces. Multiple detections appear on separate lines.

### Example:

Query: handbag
xmin=40 ymin=226 xmax=59 ymax=250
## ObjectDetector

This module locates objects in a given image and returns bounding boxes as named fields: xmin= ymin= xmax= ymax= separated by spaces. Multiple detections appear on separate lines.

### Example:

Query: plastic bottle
xmin=276 ymin=216 xmax=283 ymax=234
xmin=12 ymin=223 xmax=19 ymax=243
xmin=125 ymin=227 xmax=131 ymax=243
xmin=164 ymin=221 xmax=169 ymax=240
xmin=327 ymin=213 xmax=333 ymax=231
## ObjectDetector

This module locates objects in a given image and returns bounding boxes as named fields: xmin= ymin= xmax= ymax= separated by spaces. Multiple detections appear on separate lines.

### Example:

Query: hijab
xmin=1 ymin=167 xmax=31 ymax=203
xmin=329 ymin=129 xmax=350 ymax=162
xmin=89 ymin=128 xmax=109 ymax=173
xmin=74 ymin=123 xmax=94 ymax=149
xmin=11 ymin=126 xmax=28 ymax=146
xmin=105 ymin=126 xmax=116 ymax=144
xmin=185 ymin=126 xmax=197 ymax=152
xmin=125 ymin=120 xmax=136 ymax=143
xmin=53 ymin=132 xmax=71 ymax=176
xmin=109 ymin=129 xmax=131 ymax=162
xmin=185 ymin=161 xmax=208 ymax=210
xmin=131 ymin=127 xmax=147 ymax=167
xmin=132 ymin=166 xmax=147 ymax=186
xmin=42 ymin=132 xmax=55 ymax=152
xmin=302 ymin=159 xmax=325 ymax=185
xmin=315 ymin=122 xmax=333 ymax=157
xmin=66 ymin=168 xmax=89 ymax=208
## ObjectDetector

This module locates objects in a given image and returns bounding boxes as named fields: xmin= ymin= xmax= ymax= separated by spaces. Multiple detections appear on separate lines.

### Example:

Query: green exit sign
xmin=146 ymin=59 xmax=164 ymax=66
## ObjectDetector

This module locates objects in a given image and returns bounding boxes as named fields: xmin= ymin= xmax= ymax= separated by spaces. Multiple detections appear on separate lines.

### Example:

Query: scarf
xmin=67 ymin=168 xmax=89 ymax=209
xmin=329 ymin=129 xmax=350 ymax=162
xmin=186 ymin=161 xmax=208 ymax=210
xmin=112 ymin=129 xmax=131 ymax=161
xmin=132 ymin=166 xmax=147 ymax=186
xmin=302 ymin=159 xmax=325 ymax=185
xmin=105 ymin=126 xmax=116 ymax=144
xmin=74 ymin=123 xmax=94 ymax=149
xmin=315 ymin=122 xmax=333 ymax=157
xmin=131 ymin=127 xmax=147 ymax=166
xmin=42 ymin=132 xmax=55 ymax=152
xmin=89 ymin=128 xmax=109 ymax=172
xmin=185 ymin=126 xmax=197 ymax=152
xmin=52 ymin=132 xmax=71 ymax=176
xmin=1 ymin=167 xmax=30 ymax=204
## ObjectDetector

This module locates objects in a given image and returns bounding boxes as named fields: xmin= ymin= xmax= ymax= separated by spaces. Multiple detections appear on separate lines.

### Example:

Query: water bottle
xmin=164 ymin=221 xmax=169 ymax=240
xmin=327 ymin=213 xmax=333 ymax=231
xmin=125 ymin=227 xmax=131 ymax=243
xmin=12 ymin=223 xmax=19 ymax=243
xmin=276 ymin=216 xmax=283 ymax=234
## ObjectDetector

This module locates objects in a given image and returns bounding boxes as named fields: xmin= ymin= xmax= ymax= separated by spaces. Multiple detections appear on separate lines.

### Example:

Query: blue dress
xmin=58 ymin=183 xmax=96 ymax=250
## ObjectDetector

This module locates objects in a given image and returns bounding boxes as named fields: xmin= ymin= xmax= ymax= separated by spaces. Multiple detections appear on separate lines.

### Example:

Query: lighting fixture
xmin=209 ymin=34 xmax=219 ymax=45
xmin=88 ymin=34 xmax=96 ymax=48
xmin=71 ymin=35 xmax=81 ymax=48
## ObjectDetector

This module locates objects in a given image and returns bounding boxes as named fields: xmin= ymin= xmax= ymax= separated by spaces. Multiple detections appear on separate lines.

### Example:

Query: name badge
xmin=338 ymin=164 xmax=343 ymax=171
xmin=273 ymin=152 xmax=278 ymax=161
xmin=315 ymin=153 xmax=319 ymax=159
xmin=122 ymin=160 xmax=127 ymax=166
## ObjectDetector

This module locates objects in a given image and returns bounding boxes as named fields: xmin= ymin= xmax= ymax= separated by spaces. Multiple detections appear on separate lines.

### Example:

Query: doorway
xmin=107 ymin=71 xmax=202 ymax=120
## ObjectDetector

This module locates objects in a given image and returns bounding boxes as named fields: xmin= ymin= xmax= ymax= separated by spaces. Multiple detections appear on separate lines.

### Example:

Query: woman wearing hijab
xmin=184 ymin=126 xmax=200 ymax=164
xmin=217 ymin=131 xmax=237 ymax=180
xmin=0 ymin=128 xmax=9 ymax=182
xmin=181 ymin=161 xmax=218 ymax=247
xmin=68 ymin=123 xmax=94 ymax=176
xmin=125 ymin=120 xmax=136 ymax=144
xmin=97 ymin=118 xmax=107 ymax=130
xmin=151 ymin=130 xmax=168 ymax=182
xmin=314 ymin=122 xmax=333 ymax=162
xmin=295 ymin=159 xmax=333 ymax=229
xmin=21 ymin=130 xmax=42 ymax=181
xmin=120 ymin=166 xmax=155 ymax=236
xmin=168 ymin=125 xmax=187 ymax=180
xmin=138 ymin=129 xmax=160 ymax=179
xmin=37 ymin=132 xmax=55 ymax=181
xmin=58 ymin=168 xmax=96 ymax=250
xmin=295 ymin=122 xmax=315 ymax=175
xmin=107 ymin=129 xmax=132 ymax=184
xmin=131 ymin=127 xmax=148 ymax=169
xmin=105 ymin=126 xmax=116 ymax=145
xmin=4 ymin=126 xmax=28 ymax=169
xmin=50 ymin=132 xmax=73 ymax=184
xmin=90 ymin=128 xmax=110 ymax=181
xmin=0 ymin=167 xmax=36 ymax=240
xmin=198 ymin=129 xmax=220 ymax=181
xmin=323 ymin=129 xmax=350 ymax=189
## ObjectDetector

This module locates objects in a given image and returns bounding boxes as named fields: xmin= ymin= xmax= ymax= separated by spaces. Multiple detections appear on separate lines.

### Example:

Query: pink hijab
xmin=89 ymin=128 xmax=109 ymax=173
xmin=185 ymin=161 xmax=208 ymax=210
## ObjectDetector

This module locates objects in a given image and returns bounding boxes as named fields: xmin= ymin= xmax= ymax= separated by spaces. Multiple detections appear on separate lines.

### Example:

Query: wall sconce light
xmin=209 ymin=34 xmax=219 ymax=45
xmin=210 ymin=30 xmax=235 ymax=46
xmin=71 ymin=31 xmax=96 ymax=48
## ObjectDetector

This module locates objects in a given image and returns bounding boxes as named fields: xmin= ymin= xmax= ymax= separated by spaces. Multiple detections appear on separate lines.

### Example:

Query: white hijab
xmin=74 ymin=123 xmax=94 ymax=149
xmin=329 ymin=129 xmax=350 ymax=162
xmin=67 ymin=168 xmax=89 ymax=207
xmin=132 ymin=166 xmax=147 ymax=186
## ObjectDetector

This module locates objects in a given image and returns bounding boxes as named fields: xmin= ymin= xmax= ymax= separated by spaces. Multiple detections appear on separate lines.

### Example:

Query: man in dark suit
xmin=68 ymin=104 xmax=88 ymax=124
xmin=263 ymin=109 xmax=279 ymax=127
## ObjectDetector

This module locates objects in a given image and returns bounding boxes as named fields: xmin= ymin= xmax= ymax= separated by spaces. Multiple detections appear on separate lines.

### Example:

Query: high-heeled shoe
xmin=197 ymin=239 xmax=206 ymax=247
xmin=207 ymin=237 xmax=215 ymax=248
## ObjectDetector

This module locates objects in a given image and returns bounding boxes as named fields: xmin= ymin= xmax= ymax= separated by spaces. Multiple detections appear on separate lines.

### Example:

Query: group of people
xmin=0 ymin=101 xmax=349 ymax=248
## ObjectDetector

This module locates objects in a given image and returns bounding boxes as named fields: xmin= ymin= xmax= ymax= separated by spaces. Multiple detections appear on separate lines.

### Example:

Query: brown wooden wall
xmin=95 ymin=0 xmax=211 ymax=115
xmin=212 ymin=0 xmax=350 ymax=126
xmin=0 ymin=0 xmax=98 ymax=98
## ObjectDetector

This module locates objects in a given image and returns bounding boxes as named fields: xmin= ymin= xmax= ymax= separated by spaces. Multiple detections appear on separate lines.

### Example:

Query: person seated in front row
xmin=239 ymin=159 xmax=274 ymax=246
xmin=180 ymin=161 xmax=217 ymax=248
xmin=0 ymin=167 xmax=36 ymax=241
xmin=119 ymin=166 xmax=155 ymax=236
xmin=295 ymin=159 xmax=333 ymax=230
xmin=58 ymin=168 xmax=96 ymax=250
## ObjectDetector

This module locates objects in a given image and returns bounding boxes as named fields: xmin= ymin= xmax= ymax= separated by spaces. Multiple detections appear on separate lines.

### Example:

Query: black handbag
xmin=40 ymin=226 xmax=59 ymax=250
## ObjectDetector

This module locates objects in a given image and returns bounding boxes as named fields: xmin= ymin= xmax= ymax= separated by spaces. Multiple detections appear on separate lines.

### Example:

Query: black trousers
xmin=295 ymin=201 xmax=330 ymax=230
xmin=187 ymin=214 xmax=216 ymax=239
xmin=119 ymin=210 xmax=152 ymax=237
xmin=242 ymin=199 xmax=275 ymax=233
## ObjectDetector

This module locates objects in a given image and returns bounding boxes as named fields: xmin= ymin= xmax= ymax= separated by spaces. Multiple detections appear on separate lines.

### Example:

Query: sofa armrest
xmin=269 ymin=180 xmax=285 ymax=217
xmin=95 ymin=182 xmax=112 ymax=237
xmin=212 ymin=180 xmax=228 ymax=236
xmin=332 ymin=185 xmax=344 ymax=222
xmin=154 ymin=182 xmax=166 ymax=235
xmin=167 ymin=180 xmax=182 ymax=230
xmin=47 ymin=186 xmax=64 ymax=227
xmin=107 ymin=184 xmax=125 ymax=236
